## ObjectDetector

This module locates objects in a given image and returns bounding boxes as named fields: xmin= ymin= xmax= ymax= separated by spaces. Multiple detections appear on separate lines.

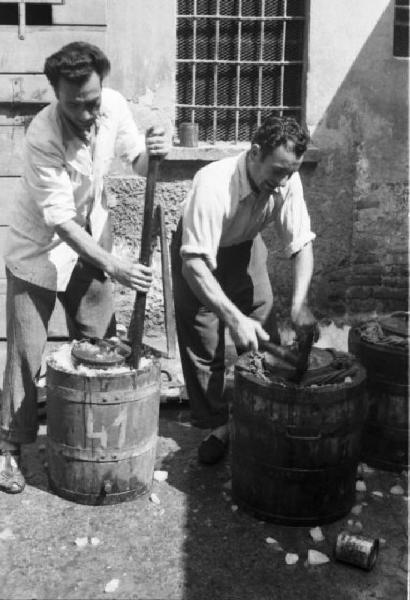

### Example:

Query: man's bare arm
xmin=290 ymin=241 xmax=315 ymax=326
xmin=55 ymin=219 xmax=152 ymax=292
xmin=182 ymin=256 xmax=269 ymax=351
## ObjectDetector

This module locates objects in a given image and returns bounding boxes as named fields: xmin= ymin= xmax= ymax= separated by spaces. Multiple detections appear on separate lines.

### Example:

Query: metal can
xmin=179 ymin=122 xmax=199 ymax=147
xmin=335 ymin=531 xmax=379 ymax=571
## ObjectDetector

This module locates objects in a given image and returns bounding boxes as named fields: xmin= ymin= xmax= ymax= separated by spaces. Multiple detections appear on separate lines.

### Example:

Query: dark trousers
xmin=1 ymin=261 xmax=116 ymax=444
xmin=171 ymin=221 xmax=278 ymax=429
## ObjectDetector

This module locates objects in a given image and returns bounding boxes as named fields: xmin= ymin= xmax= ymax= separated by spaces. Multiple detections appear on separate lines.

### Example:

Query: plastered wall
xmin=108 ymin=0 xmax=408 ymax=331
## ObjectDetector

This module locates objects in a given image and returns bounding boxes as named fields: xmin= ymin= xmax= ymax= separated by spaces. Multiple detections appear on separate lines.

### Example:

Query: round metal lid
xmin=71 ymin=338 xmax=131 ymax=368
xmin=263 ymin=346 xmax=334 ymax=374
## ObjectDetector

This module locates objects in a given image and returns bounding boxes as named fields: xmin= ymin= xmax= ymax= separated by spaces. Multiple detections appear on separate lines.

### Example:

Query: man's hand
xmin=291 ymin=303 xmax=316 ymax=328
xmin=145 ymin=126 xmax=169 ymax=157
xmin=228 ymin=315 xmax=270 ymax=353
xmin=109 ymin=256 xmax=153 ymax=292
xmin=291 ymin=303 xmax=319 ymax=342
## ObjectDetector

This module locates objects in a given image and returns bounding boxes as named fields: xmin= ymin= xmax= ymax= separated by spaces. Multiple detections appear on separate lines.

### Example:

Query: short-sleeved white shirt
xmin=180 ymin=151 xmax=316 ymax=271
xmin=4 ymin=87 xmax=146 ymax=291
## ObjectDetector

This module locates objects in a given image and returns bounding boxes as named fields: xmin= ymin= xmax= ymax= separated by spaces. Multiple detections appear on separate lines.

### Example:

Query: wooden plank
xmin=0 ymin=74 xmax=52 ymax=103
xmin=0 ymin=227 xmax=7 ymax=278
xmin=0 ymin=27 xmax=106 ymax=73
xmin=0 ymin=125 xmax=25 ymax=176
xmin=0 ymin=178 xmax=20 ymax=225
xmin=52 ymin=0 xmax=107 ymax=26
xmin=156 ymin=203 xmax=177 ymax=359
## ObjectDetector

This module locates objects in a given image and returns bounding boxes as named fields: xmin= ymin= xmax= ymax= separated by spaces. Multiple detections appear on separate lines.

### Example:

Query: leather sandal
xmin=198 ymin=434 xmax=229 ymax=465
xmin=0 ymin=449 xmax=25 ymax=494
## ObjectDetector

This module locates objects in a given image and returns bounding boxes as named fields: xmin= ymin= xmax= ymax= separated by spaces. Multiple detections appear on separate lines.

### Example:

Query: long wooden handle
xmin=129 ymin=156 xmax=161 ymax=368
xmin=156 ymin=203 xmax=177 ymax=359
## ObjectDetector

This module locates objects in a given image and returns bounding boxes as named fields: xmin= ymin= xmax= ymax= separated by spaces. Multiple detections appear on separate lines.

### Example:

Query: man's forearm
xmin=55 ymin=219 xmax=117 ymax=276
xmin=291 ymin=241 xmax=314 ymax=313
xmin=182 ymin=257 xmax=243 ymax=329
xmin=132 ymin=152 xmax=149 ymax=177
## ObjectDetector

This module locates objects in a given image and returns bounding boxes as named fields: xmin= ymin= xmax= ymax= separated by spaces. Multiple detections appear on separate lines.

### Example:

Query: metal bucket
xmin=231 ymin=350 xmax=367 ymax=525
xmin=46 ymin=358 xmax=161 ymax=505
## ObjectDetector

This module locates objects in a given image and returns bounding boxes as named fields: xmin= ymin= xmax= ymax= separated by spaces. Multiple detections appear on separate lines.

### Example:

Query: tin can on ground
xmin=335 ymin=531 xmax=379 ymax=570
xmin=179 ymin=122 xmax=199 ymax=147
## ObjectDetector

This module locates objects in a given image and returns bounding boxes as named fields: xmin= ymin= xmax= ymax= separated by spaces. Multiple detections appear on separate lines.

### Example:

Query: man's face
xmin=249 ymin=143 xmax=304 ymax=192
xmin=56 ymin=70 xmax=102 ymax=132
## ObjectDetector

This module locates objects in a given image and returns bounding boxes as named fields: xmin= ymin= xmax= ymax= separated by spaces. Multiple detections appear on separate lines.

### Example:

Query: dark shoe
xmin=0 ymin=450 xmax=25 ymax=494
xmin=198 ymin=435 xmax=229 ymax=465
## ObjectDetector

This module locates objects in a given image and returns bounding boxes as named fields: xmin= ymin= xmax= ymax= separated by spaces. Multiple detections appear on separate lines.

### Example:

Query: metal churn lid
xmin=71 ymin=338 xmax=131 ymax=368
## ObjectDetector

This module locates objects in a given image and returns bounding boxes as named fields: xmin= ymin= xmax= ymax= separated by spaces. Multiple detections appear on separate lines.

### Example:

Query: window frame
xmin=175 ymin=0 xmax=310 ymax=145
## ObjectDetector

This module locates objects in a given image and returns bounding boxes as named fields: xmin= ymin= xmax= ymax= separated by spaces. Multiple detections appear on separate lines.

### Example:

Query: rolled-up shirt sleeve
xmin=180 ymin=172 xmax=225 ymax=271
xmin=275 ymin=172 xmax=316 ymax=258
xmin=114 ymin=92 xmax=146 ymax=167
xmin=24 ymin=138 xmax=76 ymax=228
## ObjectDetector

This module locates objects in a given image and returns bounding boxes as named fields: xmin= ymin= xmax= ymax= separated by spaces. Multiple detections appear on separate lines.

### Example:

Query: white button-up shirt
xmin=180 ymin=151 xmax=316 ymax=271
xmin=4 ymin=87 xmax=146 ymax=291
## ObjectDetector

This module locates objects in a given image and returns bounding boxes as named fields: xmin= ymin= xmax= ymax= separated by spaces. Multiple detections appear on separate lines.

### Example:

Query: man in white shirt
xmin=171 ymin=116 xmax=316 ymax=465
xmin=0 ymin=42 xmax=168 ymax=493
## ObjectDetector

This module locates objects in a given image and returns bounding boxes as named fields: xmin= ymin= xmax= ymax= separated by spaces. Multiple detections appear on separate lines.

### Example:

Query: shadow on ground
xmin=0 ymin=400 xmax=407 ymax=599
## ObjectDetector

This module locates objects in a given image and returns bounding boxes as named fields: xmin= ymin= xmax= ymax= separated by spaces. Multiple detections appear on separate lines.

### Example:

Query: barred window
xmin=393 ymin=0 xmax=410 ymax=58
xmin=176 ymin=0 xmax=306 ymax=144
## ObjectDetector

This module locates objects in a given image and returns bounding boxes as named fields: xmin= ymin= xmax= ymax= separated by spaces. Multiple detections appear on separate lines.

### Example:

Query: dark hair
xmin=44 ymin=41 xmax=110 ymax=89
xmin=252 ymin=115 xmax=309 ymax=159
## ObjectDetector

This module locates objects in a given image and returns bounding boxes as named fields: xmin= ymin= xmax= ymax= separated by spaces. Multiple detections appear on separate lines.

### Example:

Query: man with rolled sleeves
xmin=0 ymin=41 xmax=168 ymax=493
xmin=171 ymin=116 xmax=316 ymax=464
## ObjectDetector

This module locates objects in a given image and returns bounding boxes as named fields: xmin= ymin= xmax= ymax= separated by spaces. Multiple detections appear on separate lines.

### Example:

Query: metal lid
xmin=263 ymin=346 xmax=334 ymax=374
xmin=71 ymin=338 xmax=131 ymax=368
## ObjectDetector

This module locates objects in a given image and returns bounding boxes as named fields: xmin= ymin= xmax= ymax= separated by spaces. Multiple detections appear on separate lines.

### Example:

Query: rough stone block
xmin=354 ymin=237 xmax=379 ymax=253
xmin=347 ymin=298 xmax=377 ymax=313
xmin=349 ymin=275 xmax=381 ymax=286
xmin=373 ymin=287 xmax=408 ymax=300
xmin=382 ymin=276 xmax=408 ymax=287
xmin=346 ymin=286 xmax=372 ymax=299
xmin=385 ymin=264 xmax=408 ymax=276
xmin=351 ymin=264 xmax=383 ymax=275
xmin=352 ymin=253 xmax=378 ymax=265
xmin=327 ymin=268 xmax=351 ymax=282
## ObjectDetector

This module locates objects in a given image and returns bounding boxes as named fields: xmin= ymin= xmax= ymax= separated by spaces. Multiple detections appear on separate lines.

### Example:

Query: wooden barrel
xmin=232 ymin=352 xmax=367 ymax=525
xmin=348 ymin=323 xmax=408 ymax=472
xmin=46 ymin=359 xmax=161 ymax=505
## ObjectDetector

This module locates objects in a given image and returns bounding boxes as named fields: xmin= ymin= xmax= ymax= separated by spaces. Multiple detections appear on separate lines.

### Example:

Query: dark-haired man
xmin=0 ymin=42 xmax=168 ymax=493
xmin=171 ymin=116 xmax=316 ymax=465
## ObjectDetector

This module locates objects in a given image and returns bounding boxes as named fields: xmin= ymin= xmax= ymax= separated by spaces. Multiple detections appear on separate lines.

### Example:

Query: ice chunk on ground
xmin=75 ymin=537 xmax=88 ymax=548
xmin=104 ymin=579 xmax=119 ymax=593
xmin=390 ymin=484 xmax=405 ymax=495
xmin=308 ymin=549 xmax=330 ymax=565
xmin=0 ymin=528 xmax=14 ymax=540
xmin=285 ymin=553 xmax=299 ymax=565
xmin=309 ymin=527 xmax=325 ymax=542
xmin=153 ymin=470 xmax=168 ymax=482
xmin=356 ymin=480 xmax=367 ymax=492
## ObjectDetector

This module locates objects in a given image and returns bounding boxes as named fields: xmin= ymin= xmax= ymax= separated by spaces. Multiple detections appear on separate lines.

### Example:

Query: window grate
xmin=393 ymin=0 xmax=410 ymax=58
xmin=176 ymin=0 xmax=306 ymax=143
